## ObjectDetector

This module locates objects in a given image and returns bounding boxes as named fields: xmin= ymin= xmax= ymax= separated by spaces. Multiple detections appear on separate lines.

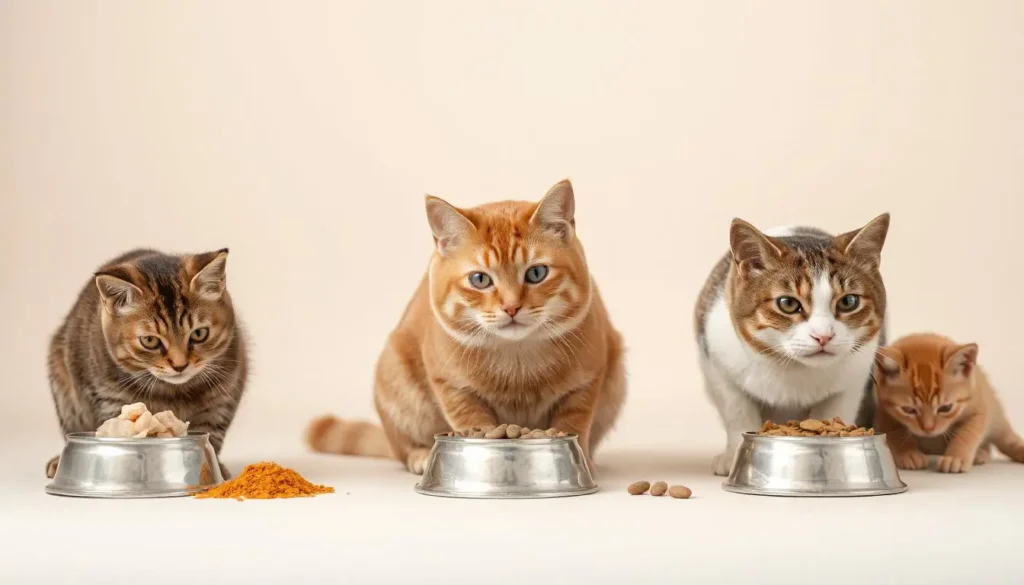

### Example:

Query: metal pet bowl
xmin=45 ymin=431 xmax=224 ymax=498
xmin=722 ymin=432 xmax=907 ymax=497
xmin=415 ymin=433 xmax=598 ymax=499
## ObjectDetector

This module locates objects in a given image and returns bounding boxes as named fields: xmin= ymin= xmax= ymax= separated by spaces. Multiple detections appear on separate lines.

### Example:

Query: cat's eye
xmin=190 ymin=327 xmax=210 ymax=343
xmin=139 ymin=336 xmax=162 ymax=350
xmin=525 ymin=265 xmax=549 ymax=284
xmin=837 ymin=294 xmax=861 ymax=312
xmin=468 ymin=272 xmax=492 ymax=289
xmin=775 ymin=296 xmax=802 ymax=315
xmin=937 ymin=403 xmax=954 ymax=414
xmin=900 ymin=406 xmax=917 ymax=415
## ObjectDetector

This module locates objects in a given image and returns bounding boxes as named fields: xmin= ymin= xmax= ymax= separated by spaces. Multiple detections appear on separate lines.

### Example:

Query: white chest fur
xmin=702 ymin=295 xmax=877 ymax=410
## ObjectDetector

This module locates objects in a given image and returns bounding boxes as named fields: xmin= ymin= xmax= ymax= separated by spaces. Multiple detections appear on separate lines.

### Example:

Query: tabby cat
xmin=46 ymin=249 xmax=248 ymax=478
xmin=695 ymin=215 xmax=890 ymax=475
xmin=307 ymin=179 xmax=626 ymax=474
xmin=875 ymin=333 xmax=1024 ymax=473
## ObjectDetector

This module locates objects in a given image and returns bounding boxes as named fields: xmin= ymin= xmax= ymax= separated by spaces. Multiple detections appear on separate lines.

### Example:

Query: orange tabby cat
xmin=307 ymin=180 xmax=626 ymax=473
xmin=874 ymin=333 xmax=1024 ymax=473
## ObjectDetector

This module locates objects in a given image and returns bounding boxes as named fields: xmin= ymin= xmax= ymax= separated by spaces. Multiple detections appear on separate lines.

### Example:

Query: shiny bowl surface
xmin=723 ymin=432 xmax=907 ymax=497
xmin=415 ymin=433 xmax=597 ymax=499
xmin=45 ymin=431 xmax=223 ymax=498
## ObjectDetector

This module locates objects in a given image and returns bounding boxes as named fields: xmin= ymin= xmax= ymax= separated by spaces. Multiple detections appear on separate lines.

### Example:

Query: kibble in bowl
xmin=442 ymin=424 xmax=569 ymax=440
xmin=757 ymin=417 xmax=874 ymax=438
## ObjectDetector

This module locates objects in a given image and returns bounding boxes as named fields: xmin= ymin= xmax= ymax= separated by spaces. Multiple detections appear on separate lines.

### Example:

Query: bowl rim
xmin=431 ymin=432 xmax=579 ymax=443
xmin=64 ymin=430 xmax=210 ymax=444
xmin=740 ymin=431 xmax=887 ymax=442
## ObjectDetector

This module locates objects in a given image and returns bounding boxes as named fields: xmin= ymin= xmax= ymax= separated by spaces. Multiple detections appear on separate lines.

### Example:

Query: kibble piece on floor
xmin=627 ymin=480 xmax=651 ymax=495
xmin=650 ymin=481 xmax=668 ymax=496
xmin=668 ymin=485 xmax=692 ymax=499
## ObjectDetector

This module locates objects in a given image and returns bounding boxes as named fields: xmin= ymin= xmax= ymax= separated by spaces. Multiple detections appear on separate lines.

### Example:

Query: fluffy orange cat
xmin=307 ymin=180 xmax=626 ymax=473
xmin=874 ymin=333 xmax=1024 ymax=473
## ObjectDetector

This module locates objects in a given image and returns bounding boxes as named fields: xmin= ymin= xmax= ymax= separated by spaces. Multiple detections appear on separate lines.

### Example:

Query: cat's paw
xmin=46 ymin=455 xmax=60 ymax=479
xmin=405 ymin=449 xmax=430 ymax=475
xmin=936 ymin=455 xmax=972 ymax=474
xmin=712 ymin=451 xmax=735 ymax=476
xmin=894 ymin=450 xmax=929 ymax=470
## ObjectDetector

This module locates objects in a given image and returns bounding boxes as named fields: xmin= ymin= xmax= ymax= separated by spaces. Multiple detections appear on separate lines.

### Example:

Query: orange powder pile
xmin=194 ymin=462 xmax=334 ymax=500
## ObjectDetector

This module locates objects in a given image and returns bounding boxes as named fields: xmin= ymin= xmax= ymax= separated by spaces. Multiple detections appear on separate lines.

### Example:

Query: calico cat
xmin=46 ymin=249 xmax=248 ymax=478
xmin=695 ymin=215 xmax=890 ymax=475
xmin=307 ymin=179 xmax=626 ymax=474
xmin=875 ymin=333 xmax=1024 ymax=473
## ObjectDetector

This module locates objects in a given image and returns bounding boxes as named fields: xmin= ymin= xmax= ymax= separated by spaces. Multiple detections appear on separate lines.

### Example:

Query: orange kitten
xmin=874 ymin=333 xmax=1024 ymax=473
xmin=307 ymin=180 xmax=626 ymax=474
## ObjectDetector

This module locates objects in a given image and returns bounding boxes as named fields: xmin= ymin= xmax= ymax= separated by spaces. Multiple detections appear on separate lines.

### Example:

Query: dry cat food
xmin=668 ymin=485 xmax=692 ymax=499
xmin=628 ymin=480 xmax=692 ymax=499
xmin=195 ymin=462 xmax=334 ymax=500
xmin=757 ymin=417 xmax=875 ymax=437
xmin=627 ymin=480 xmax=651 ymax=495
xmin=95 ymin=402 xmax=190 ymax=438
xmin=442 ymin=424 xmax=568 ymax=439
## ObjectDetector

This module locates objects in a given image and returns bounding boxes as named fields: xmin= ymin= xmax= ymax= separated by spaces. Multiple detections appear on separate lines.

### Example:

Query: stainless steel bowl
xmin=723 ymin=432 xmax=907 ymax=497
xmin=45 ymin=431 xmax=224 ymax=498
xmin=415 ymin=433 xmax=598 ymax=498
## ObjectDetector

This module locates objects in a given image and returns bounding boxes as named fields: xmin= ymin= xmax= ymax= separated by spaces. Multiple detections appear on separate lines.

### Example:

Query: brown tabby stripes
xmin=46 ymin=249 xmax=248 ymax=478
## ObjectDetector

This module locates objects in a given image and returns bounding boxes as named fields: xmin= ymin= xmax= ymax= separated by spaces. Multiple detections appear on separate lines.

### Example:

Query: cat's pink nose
xmin=810 ymin=332 xmax=834 ymax=347
xmin=503 ymin=305 xmax=521 ymax=318
xmin=171 ymin=363 xmax=188 ymax=373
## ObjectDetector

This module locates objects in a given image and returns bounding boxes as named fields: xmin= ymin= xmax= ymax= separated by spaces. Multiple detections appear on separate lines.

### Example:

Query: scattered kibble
xmin=628 ymin=479 xmax=692 ymax=499
xmin=627 ymin=481 xmax=651 ymax=495
xmin=757 ymin=417 xmax=875 ymax=437
xmin=668 ymin=485 xmax=692 ymax=499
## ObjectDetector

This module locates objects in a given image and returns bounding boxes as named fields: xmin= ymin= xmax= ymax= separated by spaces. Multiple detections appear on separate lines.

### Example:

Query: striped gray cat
xmin=46 ymin=249 xmax=248 ymax=478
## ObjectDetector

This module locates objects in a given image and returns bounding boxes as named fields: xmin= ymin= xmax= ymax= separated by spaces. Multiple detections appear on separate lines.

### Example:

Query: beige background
xmin=2 ymin=0 xmax=1023 ymax=458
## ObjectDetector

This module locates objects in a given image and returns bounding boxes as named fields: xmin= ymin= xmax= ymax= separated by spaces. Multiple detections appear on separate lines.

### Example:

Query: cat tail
xmin=306 ymin=416 xmax=393 ymax=458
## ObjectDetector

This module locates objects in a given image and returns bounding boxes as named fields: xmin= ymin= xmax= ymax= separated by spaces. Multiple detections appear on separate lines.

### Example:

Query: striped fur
xmin=875 ymin=333 xmax=1024 ymax=473
xmin=695 ymin=216 xmax=890 ymax=476
xmin=46 ymin=249 xmax=248 ymax=478
xmin=307 ymin=180 xmax=626 ymax=474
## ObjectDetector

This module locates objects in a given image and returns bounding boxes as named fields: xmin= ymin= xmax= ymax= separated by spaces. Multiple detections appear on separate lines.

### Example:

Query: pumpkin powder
xmin=195 ymin=461 xmax=334 ymax=500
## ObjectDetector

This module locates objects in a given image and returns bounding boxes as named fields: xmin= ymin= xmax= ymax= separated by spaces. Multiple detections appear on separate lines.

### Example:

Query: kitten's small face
xmin=728 ymin=217 xmax=889 ymax=368
xmin=96 ymin=250 xmax=235 ymax=385
xmin=875 ymin=339 xmax=978 ymax=437
xmin=426 ymin=180 xmax=590 ymax=343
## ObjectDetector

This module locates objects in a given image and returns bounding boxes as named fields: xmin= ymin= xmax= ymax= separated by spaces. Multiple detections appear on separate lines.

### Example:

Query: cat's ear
xmin=530 ymin=179 xmax=575 ymax=241
xmin=943 ymin=343 xmax=979 ymax=379
xmin=835 ymin=213 xmax=889 ymax=268
xmin=730 ymin=219 xmax=783 ymax=273
xmin=874 ymin=346 xmax=904 ymax=384
xmin=425 ymin=195 xmax=475 ymax=256
xmin=95 ymin=271 xmax=144 ymax=316
xmin=190 ymin=249 xmax=229 ymax=301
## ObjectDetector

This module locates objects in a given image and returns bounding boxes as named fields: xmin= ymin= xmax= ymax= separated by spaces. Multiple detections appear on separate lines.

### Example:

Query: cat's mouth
xmin=154 ymin=368 xmax=200 ymax=385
